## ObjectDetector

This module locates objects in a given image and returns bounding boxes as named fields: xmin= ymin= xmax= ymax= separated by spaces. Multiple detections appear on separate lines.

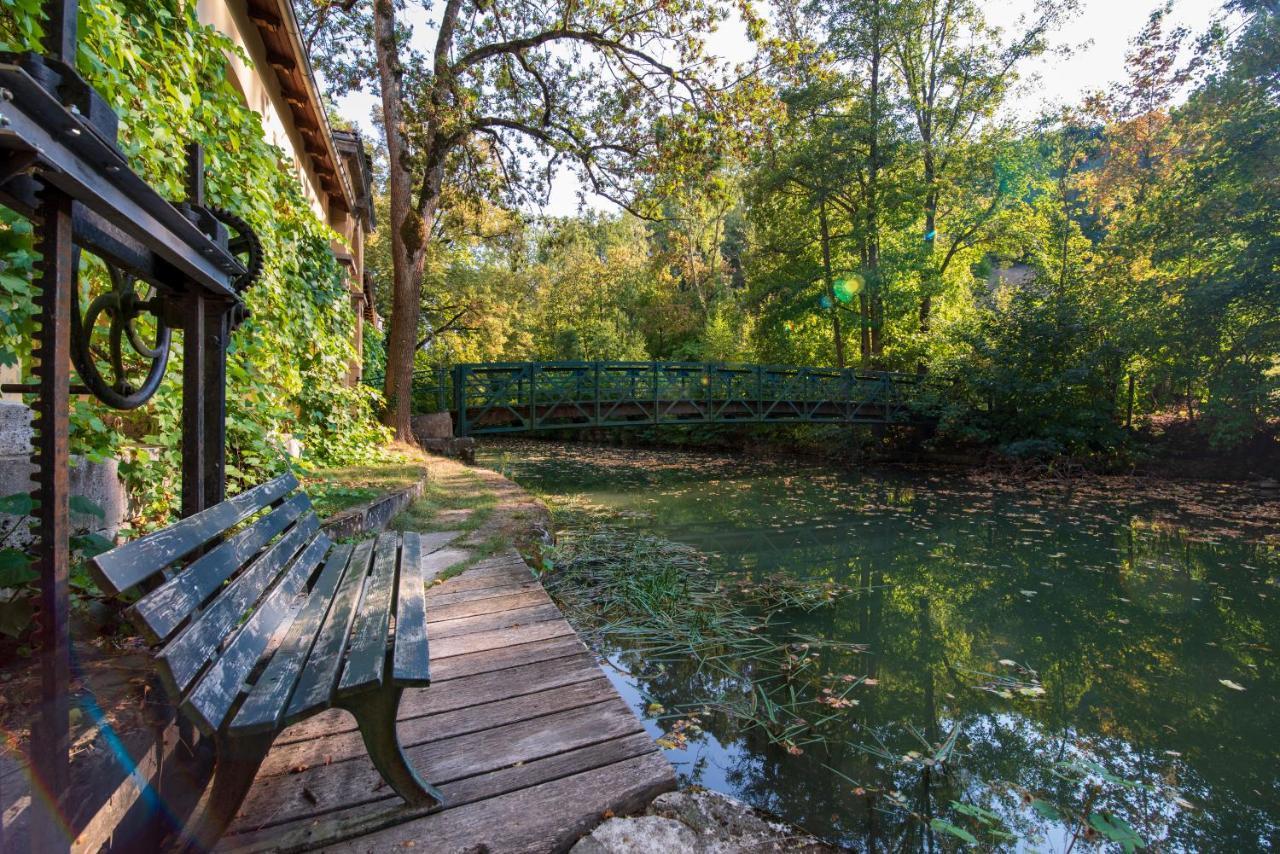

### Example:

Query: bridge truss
xmin=399 ymin=361 xmax=936 ymax=437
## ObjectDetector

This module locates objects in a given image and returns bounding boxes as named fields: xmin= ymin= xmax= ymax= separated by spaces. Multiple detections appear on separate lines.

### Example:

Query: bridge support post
xmin=593 ymin=362 xmax=601 ymax=427
xmin=452 ymin=365 xmax=467 ymax=437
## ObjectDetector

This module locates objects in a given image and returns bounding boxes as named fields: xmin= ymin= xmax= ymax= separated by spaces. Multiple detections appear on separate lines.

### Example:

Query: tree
xmin=890 ymin=0 xmax=1076 ymax=335
xmin=298 ymin=0 xmax=739 ymax=438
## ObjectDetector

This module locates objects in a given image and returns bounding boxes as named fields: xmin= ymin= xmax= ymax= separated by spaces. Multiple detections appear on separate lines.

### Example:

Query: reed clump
xmin=539 ymin=501 xmax=866 ymax=752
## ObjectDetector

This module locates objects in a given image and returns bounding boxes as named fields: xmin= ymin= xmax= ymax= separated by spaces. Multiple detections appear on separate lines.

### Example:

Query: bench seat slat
xmin=89 ymin=472 xmax=298 ymax=596
xmin=337 ymin=531 xmax=400 ymax=697
xmin=285 ymin=540 xmax=370 ymax=724
xmin=229 ymin=544 xmax=356 ymax=736
xmin=159 ymin=513 xmax=319 ymax=696
xmin=128 ymin=493 xmax=310 ymax=643
xmin=392 ymin=532 xmax=429 ymax=685
xmin=184 ymin=534 xmax=331 ymax=735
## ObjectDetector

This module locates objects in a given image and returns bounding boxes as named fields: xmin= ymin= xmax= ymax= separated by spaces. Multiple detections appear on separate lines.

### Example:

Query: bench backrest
xmin=89 ymin=472 xmax=334 ymax=730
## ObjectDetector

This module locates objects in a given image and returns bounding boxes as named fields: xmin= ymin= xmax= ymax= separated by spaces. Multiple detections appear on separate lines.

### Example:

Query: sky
xmin=333 ymin=0 xmax=1227 ymax=216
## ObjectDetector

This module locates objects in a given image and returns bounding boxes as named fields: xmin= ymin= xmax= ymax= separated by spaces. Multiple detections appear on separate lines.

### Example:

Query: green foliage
xmin=349 ymin=0 xmax=1270 ymax=460
xmin=0 ymin=1 xmax=389 ymax=528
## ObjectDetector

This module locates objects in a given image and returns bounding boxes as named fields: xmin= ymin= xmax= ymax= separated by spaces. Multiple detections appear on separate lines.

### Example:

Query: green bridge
xmin=392 ymin=361 xmax=939 ymax=437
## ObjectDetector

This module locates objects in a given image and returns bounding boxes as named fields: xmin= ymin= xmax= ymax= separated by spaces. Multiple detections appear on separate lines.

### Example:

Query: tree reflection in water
xmin=485 ymin=441 xmax=1279 ymax=851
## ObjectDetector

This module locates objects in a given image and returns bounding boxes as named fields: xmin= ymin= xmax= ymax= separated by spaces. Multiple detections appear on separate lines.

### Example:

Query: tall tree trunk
xmin=819 ymin=200 xmax=845 ymax=368
xmin=374 ymin=0 xmax=423 ymax=441
xmin=864 ymin=0 xmax=885 ymax=365
xmin=919 ymin=162 xmax=937 ymax=335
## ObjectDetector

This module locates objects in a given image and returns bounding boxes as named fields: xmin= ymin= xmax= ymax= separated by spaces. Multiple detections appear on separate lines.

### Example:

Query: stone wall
xmin=0 ymin=402 xmax=128 ymax=545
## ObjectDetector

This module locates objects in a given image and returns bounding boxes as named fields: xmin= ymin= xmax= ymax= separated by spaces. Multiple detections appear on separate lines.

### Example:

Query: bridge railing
xmin=434 ymin=361 xmax=936 ymax=435
xmin=367 ymin=361 xmax=943 ymax=434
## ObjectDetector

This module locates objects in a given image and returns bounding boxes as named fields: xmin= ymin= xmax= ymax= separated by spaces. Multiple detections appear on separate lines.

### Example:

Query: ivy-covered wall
xmin=0 ymin=0 xmax=390 ymax=531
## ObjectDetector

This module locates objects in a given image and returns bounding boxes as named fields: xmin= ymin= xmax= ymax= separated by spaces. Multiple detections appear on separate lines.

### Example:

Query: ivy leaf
xmin=70 ymin=495 xmax=106 ymax=520
xmin=71 ymin=532 xmax=114 ymax=558
xmin=929 ymin=818 xmax=977 ymax=845
xmin=0 ymin=493 xmax=35 ymax=516
xmin=1088 ymin=813 xmax=1144 ymax=852
xmin=0 ymin=549 xmax=36 ymax=587
xmin=0 ymin=597 xmax=34 ymax=637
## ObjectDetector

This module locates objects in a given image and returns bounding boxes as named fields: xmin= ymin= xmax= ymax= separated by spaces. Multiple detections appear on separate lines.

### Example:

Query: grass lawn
xmin=300 ymin=450 xmax=429 ymax=518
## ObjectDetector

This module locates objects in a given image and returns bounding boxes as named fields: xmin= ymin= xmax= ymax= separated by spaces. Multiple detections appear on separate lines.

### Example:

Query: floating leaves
xmin=966 ymin=659 xmax=1046 ymax=699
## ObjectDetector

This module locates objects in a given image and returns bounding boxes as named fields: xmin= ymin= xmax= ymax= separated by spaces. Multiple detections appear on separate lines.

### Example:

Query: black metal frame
xmin=0 ymin=3 xmax=260 ymax=850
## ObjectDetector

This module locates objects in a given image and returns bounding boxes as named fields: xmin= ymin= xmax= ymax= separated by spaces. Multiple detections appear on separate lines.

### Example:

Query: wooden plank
xmin=391 ymin=532 xmax=429 ymax=686
xmin=336 ymin=532 xmax=399 ymax=697
xmin=429 ymin=565 xmax=530 ymax=593
xmin=284 ymin=540 xmax=368 ymax=725
xmin=89 ymin=472 xmax=298 ymax=595
xmin=295 ymin=753 xmax=674 ymax=854
xmin=158 ymin=513 xmax=318 ymax=695
xmin=259 ymin=677 xmax=616 ymax=779
xmin=234 ymin=698 xmax=646 ymax=829
xmin=428 ymin=632 xmax=589 ymax=681
xmin=425 ymin=579 xmax=541 ymax=608
xmin=426 ymin=588 xmax=551 ymax=623
xmin=272 ymin=635 xmax=590 ymax=747
xmin=128 ymin=493 xmax=310 ymax=643
xmin=269 ymin=651 xmax=603 ymax=746
xmin=404 ymin=750 xmax=674 ymax=852
xmin=230 ymin=544 xmax=354 ymax=736
xmin=219 ymin=734 xmax=663 ymax=853
xmin=429 ymin=617 xmax=576 ymax=661
xmin=183 ymin=535 xmax=330 ymax=735
xmin=425 ymin=602 xmax=563 ymax=640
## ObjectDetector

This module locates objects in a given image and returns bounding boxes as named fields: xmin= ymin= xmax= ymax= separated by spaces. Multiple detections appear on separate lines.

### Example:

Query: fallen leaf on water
xmin=1219 ymin=679 xmax=1246 ymax=691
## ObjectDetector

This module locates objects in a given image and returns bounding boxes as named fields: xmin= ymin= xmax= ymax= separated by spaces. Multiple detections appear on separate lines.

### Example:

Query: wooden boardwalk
xmin=215 ymin=549 xmax=674 ymax=853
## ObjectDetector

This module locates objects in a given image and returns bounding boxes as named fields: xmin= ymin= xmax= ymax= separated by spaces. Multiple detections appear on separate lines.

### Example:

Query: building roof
xmin=333 ymin=128 xmax=377 ymax=231
xmin=244 ymin=0 xmax=351 ymax=213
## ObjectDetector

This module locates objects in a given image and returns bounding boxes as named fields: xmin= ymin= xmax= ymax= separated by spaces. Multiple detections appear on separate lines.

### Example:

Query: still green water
xmin=479 ymin=440 xmax=1279 ymax=851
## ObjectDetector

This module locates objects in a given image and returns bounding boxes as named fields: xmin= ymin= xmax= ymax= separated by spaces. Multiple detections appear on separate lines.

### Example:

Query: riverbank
xmin=515 ymin=418 xmax=1280 ymax=484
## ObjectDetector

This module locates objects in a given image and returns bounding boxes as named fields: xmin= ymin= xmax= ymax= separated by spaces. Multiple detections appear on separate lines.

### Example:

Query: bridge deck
xmin=216 ymin=549 xmax=673 ymax=853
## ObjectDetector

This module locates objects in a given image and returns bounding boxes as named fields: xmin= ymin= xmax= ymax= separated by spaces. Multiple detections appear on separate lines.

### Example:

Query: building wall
xmin=197 ymin=0 xmax=372 ymax=385
xmin=194 ymin=0 xmax=331 ymax=223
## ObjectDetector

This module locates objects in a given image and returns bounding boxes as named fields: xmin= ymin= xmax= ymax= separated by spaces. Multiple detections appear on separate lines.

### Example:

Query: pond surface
xmin=479 ymin=440 xmax=1279 ymax=851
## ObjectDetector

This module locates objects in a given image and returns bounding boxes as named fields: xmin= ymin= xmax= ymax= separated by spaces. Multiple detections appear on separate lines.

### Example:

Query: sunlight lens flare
xmin=834 ymin=275 xmax=863 ymax=303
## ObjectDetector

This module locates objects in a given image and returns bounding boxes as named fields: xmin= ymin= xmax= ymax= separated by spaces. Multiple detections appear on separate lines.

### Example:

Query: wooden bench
xmin=88 ymin=471 xmax=457 ymax=851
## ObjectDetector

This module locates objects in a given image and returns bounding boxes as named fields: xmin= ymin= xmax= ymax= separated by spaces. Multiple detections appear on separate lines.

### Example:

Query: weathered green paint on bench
xmin=230 ymin=542 xmax=353 ymax=736
xmin=88 ymin=472 xmax=467 ymax=850
xmin=393 ymin=532 xmax=431 ymax=685
xmin=88 ymin=472 xmax=298 ymax=596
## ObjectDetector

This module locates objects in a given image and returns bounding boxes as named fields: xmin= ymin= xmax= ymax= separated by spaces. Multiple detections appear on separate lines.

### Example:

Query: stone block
xmin=0 ymin=454 xmax=128 ymax=547
xmin=0 ymin=401 xmax=34 ymax=456
xmin=412 ymin=411 xmax=454 ymax=441
xmin=419 ymin=437 xmax=476 ymax=464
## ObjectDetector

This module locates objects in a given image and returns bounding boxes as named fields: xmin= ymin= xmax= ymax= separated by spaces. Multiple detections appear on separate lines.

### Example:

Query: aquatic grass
xmin=539 ymin=501 xmax=868 ymax=751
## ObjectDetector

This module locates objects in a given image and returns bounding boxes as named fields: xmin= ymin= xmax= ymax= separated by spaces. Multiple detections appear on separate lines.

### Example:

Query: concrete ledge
xmin=320 ymin=476 xmax=427 ymax=540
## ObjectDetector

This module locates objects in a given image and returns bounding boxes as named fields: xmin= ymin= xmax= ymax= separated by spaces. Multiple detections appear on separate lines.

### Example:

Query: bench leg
xmin=339 ymin=683 xmax=444 ymax=809
xmin=174 ymin=732 xmax=273 ymax=853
